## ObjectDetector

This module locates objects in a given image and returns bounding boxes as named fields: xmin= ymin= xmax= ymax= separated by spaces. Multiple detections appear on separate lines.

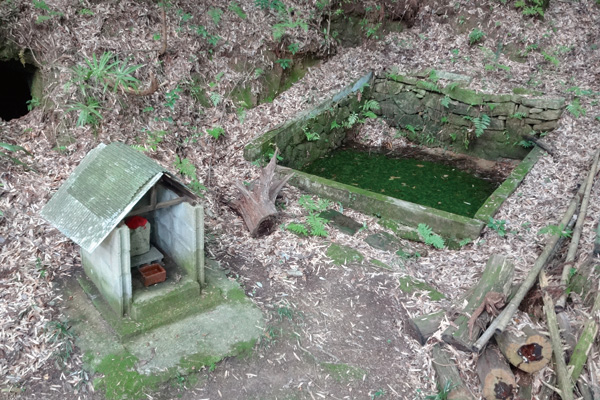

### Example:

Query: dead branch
xmin=556 ymin=149 xmax=600 ymax=311
xmin=158 ymin=3 xmax=168 ymax=56
xmin=442 ymin=254 xmax=514 ymax=352
xmin=521 ymin=132 xmax=555 ymax=156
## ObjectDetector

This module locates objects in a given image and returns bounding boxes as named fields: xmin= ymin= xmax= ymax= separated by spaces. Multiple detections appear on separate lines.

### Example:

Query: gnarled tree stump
xmin=232 ymin=149 xmax=293 ymax=237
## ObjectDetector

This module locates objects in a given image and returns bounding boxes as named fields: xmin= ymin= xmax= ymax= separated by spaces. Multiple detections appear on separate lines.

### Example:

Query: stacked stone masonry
xmin=371 ymin=72 xmax=566 ymax=160
xmin=244 ymin=70 xmax=566 ymax=166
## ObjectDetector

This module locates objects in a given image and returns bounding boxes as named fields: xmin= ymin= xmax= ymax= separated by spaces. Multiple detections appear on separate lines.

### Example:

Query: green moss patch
xmin=369 ymin=258 xmax=393 ymax=270
xmin=227 ymin=287 xmax=248 ymax=302
xmin=326 ymin=243 xmax=364 ymax=265
xmin=93 ymin=351 xmax=163 ymax=400
xmin=303 ymin=148 xmax=497 ymax=218
xmin=320 ymin=362 xmax=367 ymax=383
xmin=398 ymin=276 xmax=445 ymax=301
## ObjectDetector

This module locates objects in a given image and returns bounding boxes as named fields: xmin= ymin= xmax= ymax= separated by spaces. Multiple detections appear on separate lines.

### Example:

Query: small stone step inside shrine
xmin=41 ymin=142 xmax=205 ymax=328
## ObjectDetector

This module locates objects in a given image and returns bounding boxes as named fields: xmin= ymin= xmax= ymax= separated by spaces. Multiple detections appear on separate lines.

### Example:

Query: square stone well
xmin=244 ymin=71 xmax=566 ymax=244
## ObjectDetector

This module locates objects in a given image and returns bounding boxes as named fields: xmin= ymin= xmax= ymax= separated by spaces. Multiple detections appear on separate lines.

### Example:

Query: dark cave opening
xmin=0 ymin=59 xmax=36 ymax=121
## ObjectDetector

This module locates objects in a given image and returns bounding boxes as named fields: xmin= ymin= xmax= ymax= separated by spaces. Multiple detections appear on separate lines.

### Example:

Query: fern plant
xmin=417 ymin=224 xmax=445 ymax=249
xmin=473 ymin=114 xmax=491 ymax=137
xmin=285 ymin=195 xmax=331 ymax=237
xmin=515 ymin=0 xmax=545 ymax=17
xmin=464 ymin=114 xmax=491 ymax=137
xmin=567 ymin=98 xmax=586 ymax=118
xmin=173 ymin=156 xmax=206 ymax=196
xmin=440 ymin=95 xmax=451 ymax=108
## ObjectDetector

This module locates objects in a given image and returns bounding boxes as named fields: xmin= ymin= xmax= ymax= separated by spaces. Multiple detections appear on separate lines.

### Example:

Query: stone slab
xmin=318 ymin=209 xmax=363 ymax=236
xmin=365 ymin=231 xmax=400 ymax=251
xmin=131 ymin=246 xmax=164 ymax=268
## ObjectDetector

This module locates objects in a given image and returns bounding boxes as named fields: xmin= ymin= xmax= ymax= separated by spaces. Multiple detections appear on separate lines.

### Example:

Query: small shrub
xmin=538 ymin=224 xmax=572 ymax=238
xmin=173 ymin=156 xmax=206 ymax=196
xmin=567 ymin=98 xmax=586 ymax=118
xmin=303 ymin=127 xmax=320 ymax=141
xmin=275 ymin=58 xmax=292 ymax=69
xmin=228 ymin=1 xmax=247 ymax=19
xmin=515 ymin=0 xmax=545 ymax=17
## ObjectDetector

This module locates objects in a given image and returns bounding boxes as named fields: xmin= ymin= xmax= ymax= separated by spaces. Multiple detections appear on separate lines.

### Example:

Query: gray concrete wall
xmin=153 ymin=191 xmax=205 ymax=285
xmin=81 ymin=225 xmax=132 ymax=317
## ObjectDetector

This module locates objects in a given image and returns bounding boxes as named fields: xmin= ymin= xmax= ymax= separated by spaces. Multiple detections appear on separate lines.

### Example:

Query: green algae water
xmin=301 ymin=148 xmax=498 ymax=218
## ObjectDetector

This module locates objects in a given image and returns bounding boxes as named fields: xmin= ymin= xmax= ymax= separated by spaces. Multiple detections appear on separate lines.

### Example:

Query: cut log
xmin=495 ymin=325 xmax=552 ymax=373
xmin=442 ymin=254 xmax=514 ymax=352
xmin=476 ymin=345 xmax=517 ymax=400
xmin=231 ymin=149 xmax=293 ymax=237
xmin=515 ymin=370 xmax=533 ymax=400
xmin=540 ymin=270 xmax=574 ymax=400
xmin=568 ymin=286 xmax=600 ymax=382
xmin=408 ymin=310 xmax=445 ymax=345
xmin=431 ymin=343 xmax=474 ymax=400
xmin=557 ymin=312 xmax=577 ymax=358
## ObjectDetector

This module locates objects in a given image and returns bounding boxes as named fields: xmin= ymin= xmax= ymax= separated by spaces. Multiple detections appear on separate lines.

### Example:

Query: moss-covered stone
xmin=326 ymin=243 xmax=364 ymax=265
xmin=474 ymin=147 xmax=543 ymax=221
xmin=282 ymin=168 xmax=485 ymax=242
xmin=398 ymin=276 xmax=445 ymax=301
xmin=365 ymin=231 xmax=400 ymax=251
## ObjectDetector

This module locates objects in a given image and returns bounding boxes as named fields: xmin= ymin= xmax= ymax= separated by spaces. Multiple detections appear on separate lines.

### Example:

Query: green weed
xmin=468 ymin=28 xmax=485 ymax=45
xmin=0 ymin=142 xmax=32 ymax=168
xmin=206 ymin=126 xmax=225 ymax=140
xmin=487 ymin=217 xmax=507 ymax=237
xmin=275 ymin=58 xmax=292 ymax=69
xmin=538 ymin=223 xmax=572 ymax=238
xmin=284 ymin=195 xmax=331 ymax=237
xmin=173 ymin=156 xmax=206 ymax=196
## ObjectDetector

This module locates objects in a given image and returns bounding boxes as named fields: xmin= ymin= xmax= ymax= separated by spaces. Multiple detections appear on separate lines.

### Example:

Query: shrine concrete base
xmin=59 ymin=259 xmax=263 ymax=399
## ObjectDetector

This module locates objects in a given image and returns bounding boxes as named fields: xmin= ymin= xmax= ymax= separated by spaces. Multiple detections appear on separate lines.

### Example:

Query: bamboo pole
xmin=540 ymin=270 xmax=573 ymax=400
xmin=556 ymin=149 xmax=600 ymax=311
